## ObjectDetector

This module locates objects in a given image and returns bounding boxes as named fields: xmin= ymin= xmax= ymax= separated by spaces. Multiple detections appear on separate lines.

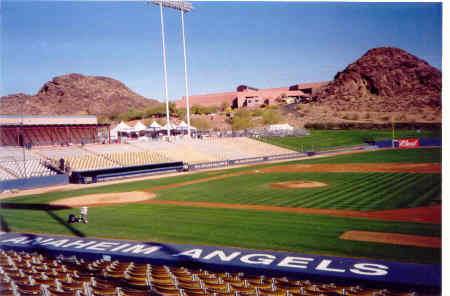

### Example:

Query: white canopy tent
xmin=146 ymin=121 xmax=162 ymax=131
xmin=116 ymin=121 xmax=135 ymax=133
xmin=134 ymin=121 xmax=147 ymax=132
xmin=176 ymin=121 xmax=188 ymax=130
xmin=163 ymin=122 xmax=177 ymax=131
xmin=267 ymin=123 xmax=294 ymax=132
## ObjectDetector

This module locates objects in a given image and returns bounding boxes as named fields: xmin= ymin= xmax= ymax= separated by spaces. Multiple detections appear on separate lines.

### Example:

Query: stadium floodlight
xmin=148 ymin=0 xmax=192 ymax=13
xmin=151 ymin=0 xmax=172 ymax=139
xmin=148 ymin=0 xmax=193 ymax=138
xmin=180 ymin=2 xmax=192 ymax=138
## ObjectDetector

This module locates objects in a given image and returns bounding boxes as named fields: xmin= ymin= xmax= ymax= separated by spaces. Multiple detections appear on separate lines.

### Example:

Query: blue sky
xmin=1 ymin=1 xmax=443 ymax=102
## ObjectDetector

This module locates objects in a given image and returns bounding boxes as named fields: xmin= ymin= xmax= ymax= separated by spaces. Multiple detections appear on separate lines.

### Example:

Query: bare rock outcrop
xmin=314 ymin=47 xmax=441 ymax=112
xmin=0 ymin=73 xmax=158 ymax=116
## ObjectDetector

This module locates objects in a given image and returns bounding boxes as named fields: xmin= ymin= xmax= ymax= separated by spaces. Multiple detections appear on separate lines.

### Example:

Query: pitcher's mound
xmin=269 ymin=181 xmax=328 ymax=189
xmin=50 ymin=191 xmax=156 ymax=207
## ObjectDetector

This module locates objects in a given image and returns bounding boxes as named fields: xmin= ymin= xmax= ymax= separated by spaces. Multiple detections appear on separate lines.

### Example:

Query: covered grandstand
xmin=0 ymin=115 xmax=110 ymax=147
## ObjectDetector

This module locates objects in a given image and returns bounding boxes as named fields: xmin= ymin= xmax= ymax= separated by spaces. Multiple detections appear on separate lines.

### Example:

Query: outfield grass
xmin=0 ymin=148 xmax=441 ymax=264
xmin=258 ymin=130 xmax=441 ymax=151
xmin=4 ymin=148 xmax=440 ymax=205
xmin=0 ymin=203 xmax=440 ymax=264
xmin=154 ymin=172 xmax=441 ymax=211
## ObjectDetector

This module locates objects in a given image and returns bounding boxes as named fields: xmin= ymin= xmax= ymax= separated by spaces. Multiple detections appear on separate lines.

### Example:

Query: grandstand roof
xmin=0 ymin=115 xmax=99 ymax=125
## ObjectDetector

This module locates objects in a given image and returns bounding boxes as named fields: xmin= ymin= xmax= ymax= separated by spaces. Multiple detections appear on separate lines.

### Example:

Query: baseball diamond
xmin=0 ymin=146 xmax=442 ymax=295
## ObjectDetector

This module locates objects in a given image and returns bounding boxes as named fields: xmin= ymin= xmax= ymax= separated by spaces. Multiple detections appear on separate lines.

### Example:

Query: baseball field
xmin=0 ymin=147 xmax=441 ymax=265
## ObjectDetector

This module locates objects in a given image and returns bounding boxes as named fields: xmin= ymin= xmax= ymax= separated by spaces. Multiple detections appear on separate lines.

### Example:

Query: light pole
xmin=21 ymin=97 xmax=26 ymax=179
xmin=158 ymin=1 xmax=171 ymax=139
xmin=180 ymin=6 xmax=191 ymax=138
xmin=149 ymin=0 xmax=193 ymax=138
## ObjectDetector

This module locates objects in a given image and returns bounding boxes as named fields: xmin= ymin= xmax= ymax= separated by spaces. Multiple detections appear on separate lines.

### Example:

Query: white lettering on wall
xmin=1 ymin=236 xmax=31 ymax=244
xmin=278 ymin=256 xmax=314 ymax=269
xmin=42 ymin=239 xmax=70 ymax=247
xmin=110 ymin=243 xmax=131 ymax=252
xmin=174 ymin=249 xmax=203 ymax=259
xmin=315 ymin=260 xmax=346 ymax=273
xmin=62 ymin=240 xmax=96 ymax=249
xmin=86 ymin=242 xmax=120 ymax=251
xmin=350 ymin=263 xmax=389 ymax=276
xmin=241 ymin=254 xmax=275 ymax=265
xmin=203 ymin=250 xmax=242 ymax=262
xmin=121 ymin=245 xmax=161 ymax=255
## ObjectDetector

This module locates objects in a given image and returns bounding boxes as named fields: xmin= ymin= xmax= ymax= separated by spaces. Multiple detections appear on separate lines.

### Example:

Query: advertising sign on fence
xmin=399 ymin=139 xmax=419 ymax=149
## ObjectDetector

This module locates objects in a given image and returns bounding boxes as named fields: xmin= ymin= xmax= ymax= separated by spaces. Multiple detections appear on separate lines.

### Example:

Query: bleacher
xmin=105 ymin=152 xmax=171 ymax=167
xmin=0 ymin=248 xmax=434 ymax=296
xmin=1 ymin=137 xmax=299 ymax=184
xmin=0 ymin=168 xmax=15 ymax=181
xmin=0 ymin=147 xmax=58 ymax=181
xmin=0 ymin=160 xmax=57 ymax=179
xmin=63 ymin=155 xmax=118 ymax=172
xmin=35 ymin=147 xmax=91 ymax=161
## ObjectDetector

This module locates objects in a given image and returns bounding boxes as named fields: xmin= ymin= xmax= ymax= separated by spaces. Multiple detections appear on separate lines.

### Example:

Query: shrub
xmin=252 ymin=109 xmax=264 ymax=117
xmin=231 ymin=116 xmax=252 ymax=130
xmin=262 ymin=109 xmax=282 ymax=125
xmin=220 ymin=101 xmax=230 ymax=112
xmin=191 ymin=117 xmax=211 ymax=130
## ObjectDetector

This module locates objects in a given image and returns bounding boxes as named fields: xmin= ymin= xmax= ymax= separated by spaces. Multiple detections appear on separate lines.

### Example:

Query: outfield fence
xmin=188 ymin=146 xmax=365 ymax=171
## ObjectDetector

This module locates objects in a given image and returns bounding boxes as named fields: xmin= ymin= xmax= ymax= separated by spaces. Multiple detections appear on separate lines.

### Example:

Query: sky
xmin=0 ymin=1 xmax=443 ymax=103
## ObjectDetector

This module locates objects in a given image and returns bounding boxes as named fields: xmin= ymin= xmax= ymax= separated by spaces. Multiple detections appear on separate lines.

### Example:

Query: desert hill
xmin=0 ymin=73 xmax=158 ymax=117
xmin=313 ymin=47 xmax=441 ymax=113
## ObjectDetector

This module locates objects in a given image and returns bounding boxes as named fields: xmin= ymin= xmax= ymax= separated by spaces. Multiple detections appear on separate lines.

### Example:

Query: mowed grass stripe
xmin=336 ymin=173 xmax=417 ymax=211
xmin=394 ymin=174 xmax=441 ymax=209
xmin=336 ymin=173 xmax=420 ymax=211
xmin=283 ymin=173 xmax=372 ymax=208
xmin=409 ymin=185 xmax=441 ymax=208
xmin=366 ymin=173 xmax=423 ymax=210
xmin=155 ymin=172 xmax=440 ymax=211
xmin=291 ymin=173 xmax=405 ymax=209
xmin=301 ymin=173 xmax=391 ymax=208
xmin=344 ymin=174 xmax=408 ymax=210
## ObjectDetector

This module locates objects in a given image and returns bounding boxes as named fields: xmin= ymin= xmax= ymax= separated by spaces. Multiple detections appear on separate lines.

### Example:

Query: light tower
xmin=148 ymin=0 xmax=193 ymax=138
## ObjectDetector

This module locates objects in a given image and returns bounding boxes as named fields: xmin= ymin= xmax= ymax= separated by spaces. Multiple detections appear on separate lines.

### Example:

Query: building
xmin=176 ymin=82 xmax=329 ymax=110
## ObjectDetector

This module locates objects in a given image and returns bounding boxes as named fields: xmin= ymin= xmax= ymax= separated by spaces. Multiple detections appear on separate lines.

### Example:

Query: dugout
xmin=69 ymin=161 xmax=184 ymax=184
xmin=0 ymin=115 xmax=110 ymax=146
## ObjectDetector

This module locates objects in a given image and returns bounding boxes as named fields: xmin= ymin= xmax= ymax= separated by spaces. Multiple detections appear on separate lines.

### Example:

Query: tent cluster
xmin=110 ymin=121 xmax=195 ymax=139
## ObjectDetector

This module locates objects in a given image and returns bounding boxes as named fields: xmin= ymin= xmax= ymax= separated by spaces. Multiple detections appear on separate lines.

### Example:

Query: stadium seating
xmin=0 ymin=160 xmax=57 ymax=180
xmin=1 ymin=136 xmax=299 ymax=180
xmin=105 ymin=152 xmax=172 ymax=167
xmin=0 ymin=249 xmax=427 ymax=296
xmin=63 ymin=154 xmax=118 ymax=171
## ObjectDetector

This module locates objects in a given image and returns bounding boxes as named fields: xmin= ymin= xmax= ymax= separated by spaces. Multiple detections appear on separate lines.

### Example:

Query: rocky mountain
xmin=314 ymin=47 xmax=442 ymax=113
xmin=0 ymin=74 xmax=158 ymax=116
